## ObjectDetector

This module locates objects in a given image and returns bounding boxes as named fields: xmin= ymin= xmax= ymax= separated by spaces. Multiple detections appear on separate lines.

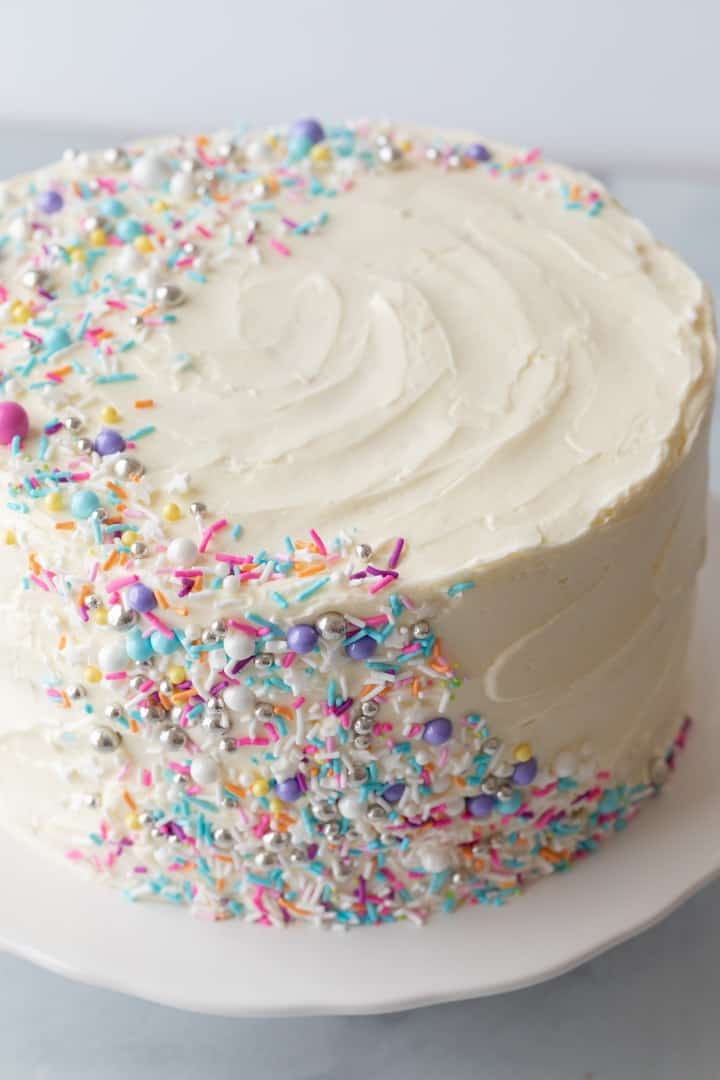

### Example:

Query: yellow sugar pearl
xmin=93 ymin=608 xmax=108 ymax=626
xmin=310 ymin=143 xmax=331 ymax=164
xmin=121 ymin=530 xmax=137 ymax=545
xmin=10 ymin=301 xmax=30 ymax=324
xmin=88 ymin=228 xmax=107 ymax=247
xmin=133 ymin=234 xmax=154 ymax=254
xmin=166 ymin=664 xmax=186 ymax=685
xmin=126 ymin=813 xmax=140 ymax=831
xmin=101 ymin=405 xmax=120 ymax=424
xmin=251 ymin=778 xmax=269 ymax=798
xmin=70 ymin=248 xmax=86 ymax=264
xmin=269 ymin=798 xmax=284 ymax=815
xmin=398 ymin=138 xmax=413 ymax=153
xmin=264 ymin=134 xmax=279 ymax=150
xmin=1 ymin=529 xmax=16 ymax=545
xmin=513 ymin=742 xmax=533 ymax=763
xmin=153 ymin=199 xmax=168 ymax=212
xmin=162 ymin=502 xmax=182 ymax=522
xmin=45 ymin=492 xmax=63 ymax=513
xmin=84 ymin=665 xmax=102 ymax=684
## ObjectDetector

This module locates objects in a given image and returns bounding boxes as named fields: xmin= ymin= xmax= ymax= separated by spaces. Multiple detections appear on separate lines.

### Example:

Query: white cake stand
xmin=0 ymin=499 xmax=718 ymax=1018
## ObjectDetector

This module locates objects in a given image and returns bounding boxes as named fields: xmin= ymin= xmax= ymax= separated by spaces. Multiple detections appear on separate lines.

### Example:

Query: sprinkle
xmin=447 ymin=581 xmax=475 ymax=597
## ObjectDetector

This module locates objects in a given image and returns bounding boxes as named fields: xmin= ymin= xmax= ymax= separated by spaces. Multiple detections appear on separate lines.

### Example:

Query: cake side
xmin=0 ymin=120 xmax=713 ymax=924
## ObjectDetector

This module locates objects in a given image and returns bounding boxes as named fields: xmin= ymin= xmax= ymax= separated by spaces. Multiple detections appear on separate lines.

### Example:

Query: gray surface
xmin=0 ymin=137 xmax=718 ymax=1079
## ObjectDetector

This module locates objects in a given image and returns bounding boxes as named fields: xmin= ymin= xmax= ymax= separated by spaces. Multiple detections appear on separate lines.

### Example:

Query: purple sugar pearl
xmin=36 ymin=189 xmax=64 ymax=214
xmin=513 ymin=757 xmax=538 ymax=786
xmin=126 ymin=582 xmax=157 ymax=613
xmin=466 ymin=794 xmax=494 ymax=818
xmin=465 ymin=143 xmax=491 ymax=162
xmin=382 ymin=782 xmax=406 ymax=805
xmin=345 ymin=634 xmax=377 ymax=661
xmin=286 ymin=623 xmax=318 ymax=654
xmin=422 ymin=716 xmax=453 ymax=745
xmin=94 ymin=428 xmax=127 ymax=456
xmin=276 ymin=776 xmax=302 ymax=803
xmin=290 ymin=118 xmax=325 ymax=146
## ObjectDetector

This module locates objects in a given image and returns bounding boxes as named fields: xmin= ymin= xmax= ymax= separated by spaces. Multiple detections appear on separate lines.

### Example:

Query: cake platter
xmin=0 ymin=494 xmax=718 ymax=1017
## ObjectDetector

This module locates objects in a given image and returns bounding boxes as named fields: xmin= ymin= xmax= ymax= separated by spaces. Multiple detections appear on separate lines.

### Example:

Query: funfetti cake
xmin=0 ymin=119 xmax=713 ymax=927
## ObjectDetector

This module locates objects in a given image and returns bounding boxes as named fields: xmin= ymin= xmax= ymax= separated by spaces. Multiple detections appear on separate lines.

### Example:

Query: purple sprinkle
xmin=422 ymin=716 xmax=453 ymax=745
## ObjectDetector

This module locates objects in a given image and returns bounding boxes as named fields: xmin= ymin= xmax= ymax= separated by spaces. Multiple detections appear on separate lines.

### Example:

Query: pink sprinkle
xmin=291 ymin=696 xmax=305 ymax=709
xmin=282 ymin=651 xmax=296 ymax=668
xmin=69 ymin=471 xmax=91 ymax=482
xmin=387 ymin=537 xmax=404 ymax=569
xmin=264 ymin=721 xmax=280 ymax=743
xmin=144 ymin=611 xmax=174 ymax=639
xmin=269 ymin=238 xmax=291 ymax=257
xmin=309 ymin=528 xmax=327 ymax=555
xmin=105 ymin=299 xmax=127 ymax=310
xmin=198 ymin=518 xmax=228 ymax=553
xmin=215 ymin=552 xmax=248 ymax=565
xmin=105 ymin=574 xmax=139 ymax=593
xmin=141 ymin=769 xmax=152 ymax=787
xmin=104 ymin=671 xmax=127 ymax=681
xmin=30 ymin=574 xmax=49 ymax=592
xmin=535 ymin=808 xmax=556 ymax=830
xmin=368 ymin=574 xmax=394 ymax=595
xmin=226 ymin=619 xmax=259 ymax=635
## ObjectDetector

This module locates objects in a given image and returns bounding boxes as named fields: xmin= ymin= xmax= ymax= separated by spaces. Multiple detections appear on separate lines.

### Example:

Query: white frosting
xmin=0 ymin=124 xmax=713 ymax=922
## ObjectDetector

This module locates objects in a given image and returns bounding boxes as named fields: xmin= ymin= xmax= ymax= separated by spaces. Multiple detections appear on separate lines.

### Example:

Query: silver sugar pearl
xmin=153 ymin=283 xmax=184 ymax=308
xmin=140 ymin=704 xmax=166 ymax=723
xmin=108 ymin=604 xmax=137 ymax=631
xmin=90 ymin=507 xmax=108 ymax=523
xmin=114 ymin=456 xmax=145 ymax=480
xmin=84 ymin=594 xmax=101 ymax=610
xmin=379 ymin=832 xmax=396 ymax=847
xmin=206 ymin=695 xmax=224 ymax=711
xmin=471 ymin=843 xmax=486 ymax=858
xmin=158 ymin=679 xmax=173 ymax=696
xmin=129 ymin=673 xmax=146 ymax=692
xmin=74 ymin=437 xmax=94 ymax=454
xmin=62 ymin=147 xmax=79 ymax=162
xmin=481 ymin=737 xmax=501 ymax=755
xmin=366 ymin=804 xmax=387 ymax=822
xmin=426 ymin=146 xmax=441 ymax=163
xmin=213 ymin=827 xmax=235 ymax=850
xmin=650 ymin=757 xmax=670 ymax=786
xmin=312 ymin=801 xmax=337 ymax=823
xmin=182 ymin=241 xmax=198 ymax=256
xmin=353 ymin=734 xmax=371 ymax=751
xmin=90 ymin=726 xmax=121 ymax=753
xmin=172 ymin=772 xmax=189 ymax=786
xmin=203 ymin=709 xmax=232 ymax=732
xmin=189 ymin=501 xmax=206 ymax=516
xmin=348 ymin=764 xmax=368 ymax=784
xmin=316 ymin=611 xmax=346 ymax=640
xmin=62 ymin=414 xmax=83 ymax=432
xmin=333 ymin=861 xmax=353 ymax=880
xmin=375 ymin=133 xmax=391 ymax=148
xmin=137 ymin=810 xmax=154 ymax=826
xmin=323 ymin=822 xmax=341 ymax=840
xmin=254 ymin=652 xmax=274 ymax=670
xmin=497 ymin=781 xmax=515 ymax=802
xmin=218 ymin=736 xmax=237 ymax=753
xmin=481 ymin=776 xmax=499 ymax=796
xmin=492 ymin=759 xmax=515 ymax=779
xmin=66 ymin=684 xmax=86 ymax=700
xmin=288 ymin=846 xmax=307 ymax=864
xmin=22 ymin=268 xmax=47 ymax=289
xmin=220 ymin=795 xmax=237 ymax=808
xmin=263 ymin=830 xmax=289 ymax=851
xmin=447 ymin=152 xmax=463 ymax=169
xmin=130 ymin=540 xmax=148 ymax=558
xmin=103 ymin=147 xmax=129 ymax=168
xmin=254 ymin=702 xmax=275 ymax=721
xmin=377 ymin=143 xmax=403 ymax=168
xmin=355 ymin=542 xmax=373 ymax=560
xmin=352 ymin=716 xmax=373 ymax=736
xmin=210 ymin=619 xmax=226 ymax=634
xmin=360 ymin=700 xmax=379 ymax=717
xmin=83 ymin=215 xmax=108 ymax=233
xmin=201 ymin=627 xmax=220 ymax=644
xmin=216 ymin=141 xmax=235 ymax=161
xmin=129 ymin=314 xmax=144 ymax=329
xmin=180 ymin=157 xmax=199 ymax=174
xmin=451 ymin=871 xmax=466 ymax=886
xmin=104 ymin=703 xmax=124 ymax=722
xmin=254 ymin=849 xmax=276 ymax=868
xmin=159 ymin=724 xmax=186 ymax=750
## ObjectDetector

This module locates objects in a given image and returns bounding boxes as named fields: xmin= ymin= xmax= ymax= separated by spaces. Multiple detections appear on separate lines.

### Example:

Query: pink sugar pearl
xmin=0 ymin=402 xmax=29 ymax=445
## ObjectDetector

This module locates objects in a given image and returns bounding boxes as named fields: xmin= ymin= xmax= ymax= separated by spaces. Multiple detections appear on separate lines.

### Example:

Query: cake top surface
xmin=0 ymin=121 xmax=714 ymax=587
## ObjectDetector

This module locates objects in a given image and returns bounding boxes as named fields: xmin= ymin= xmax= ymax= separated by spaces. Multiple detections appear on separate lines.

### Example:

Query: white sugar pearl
xmin=222 ymin=575 xmax=240 ymax=594
xmin=9 ymin=217 xmax=28 ymax=240
xmin=98 ymin=641 xmax=128 ymax=673
xmin=131 ymin=152 xmax=170 ymax=189
xmin=223 ymin=684 xmax=255 ymax=714
xmin=209 ymin=650 xmax=227 ymax=671
xmin=419 ymin=846 xmax=451 ymax=873
xmin=169 ymin=171 xmax=195 ymax=199
xmin=224 ymin=631 xmax=255 ymax=661
xmin=116 ymin=245 xmax=144 ymax=274
xmin=338 ymin=796 xmax=361 ymax=820
xmin=168 ymin=537 xmax=198 ymax=567
xmin=445 ymin=797 xmax=466 ymax=817
xmin=190 ymin=755 xmax=220 ymax=786
xmin=553 ymin=751 xmax=577 ymax=778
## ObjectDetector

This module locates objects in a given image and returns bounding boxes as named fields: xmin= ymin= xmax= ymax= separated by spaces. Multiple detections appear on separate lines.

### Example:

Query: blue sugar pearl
xmin=99 ymin=197 xmax=127 ymax=218
xmin=286 ymin=623 xmax=318 ymax=654
xmin=116 ymin=218 xmax=144 ymax=242
xmin=276 ymin=776 xmax=302 ymax=803
xmin=382 ymin=782 xmax=406 ymax=805
xmin=422 ymin=716 xmax=453 ymax=745
xmin=70 ymin=489 xmax=100 ymax=519
xmin=36 ymin=189 xmax=63 ymax=214
xmin=126 ymin=582 xmax=157 ymax=613
xmin=345 ymin=634 xmax=377 ymax=661
xmin=466 ymin=794 xmax=494 ymax=818
xmin=126 ymin=628 xmax=154 ymax=663
xmin=151 ymin=630 xmax=178 ymax=655
xmin=44 ymin=327 xmax=71 ymax=354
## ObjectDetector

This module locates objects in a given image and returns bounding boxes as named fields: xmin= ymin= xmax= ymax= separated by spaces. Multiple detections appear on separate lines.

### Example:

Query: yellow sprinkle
xmin=162 ymin=502 xmax=181 ymax=522
xmin=310 ymin=143 xmax=332 ymax=164
xmin=513 ymin=742 xmax=533 ymax=762
xmin=84 ymin=665 xmax=102 ymax=684
xmin=153 ymin=199 xmax=169 ymax=212
xmin=251 ymin=778 xmax=269 ymax=798
xmin=126 ymin=812 xmax=140 ymax=831
xmin=93 ymin=608 xmax=108 ymax=626
xmin=167 ymin=664 xmax=186 ymax=685
xmin=10 ymin=301 xmax=30 ymax=324
xmin=1 ymin=529 xmax=16 ymax=545
xmin=88 ymin=228 xmax=107 ymax=247
xmin=70 ymin=248 xmax=86 ymax=264
xmin=101 ymin=405 xmax=120 ymax=424
xmin=133 ymin=234 xmax=154 ymax=254
xmin=45 ymin=492 xmax=63 ymax=513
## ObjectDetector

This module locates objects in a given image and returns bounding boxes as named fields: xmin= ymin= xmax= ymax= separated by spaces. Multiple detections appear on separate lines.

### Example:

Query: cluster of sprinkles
xmin=0 ymin=116 xmax=680 ymax=928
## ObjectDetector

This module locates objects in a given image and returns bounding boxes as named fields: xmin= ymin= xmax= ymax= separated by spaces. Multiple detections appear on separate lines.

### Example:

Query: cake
xmin=0 ymin=120 xmax=713 ymax=927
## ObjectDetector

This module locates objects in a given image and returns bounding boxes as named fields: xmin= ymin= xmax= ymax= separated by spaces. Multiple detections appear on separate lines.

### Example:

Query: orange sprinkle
xmin=451 ymin=775 xmax=465 ymax=788
xmin=158 ymin=693 xmax=172 ymax=711
xmin=105 ymin=481 xmax=127 ymax=499
xmin=273 ymin=705 xmax=294 ymax=725
xmin=103 ymin=550 xmax=119 ymax=571
xmin=57 ymin=635 xmax=66 ymax=651
xmin=48 ymin=365 xmax=72 ymax=378
xmin=122 ymin=790 xmax=137 ymax=811
xmin=137 ymin=303 xmax=157 ymax=319
xmin=293 ymin=561 xmax=328 ymax=577
xmin=539 ymin=847 xmax=568 ymax=865
xmin=172 ymin=606 xmax=189 ymax=617
xmin=171 ymin=689 xmax=196 ymax=704
xmin=154 ymin=589 xmax=168 ymax=610
xmin=28 ymin=552 xmax=41 ymax=574
xmin=128 ymin=717 xmax=139 ymax=734
xmin=59 ymin=691 xmax=70 ymax=709
xmin=54 ymin=521 xmax=76 ymax=530
xmin=133 ymin=399 xmax=155 ymax=409
xmin=277 ymin=897 xmax=313 ymax=918
xmin=224 ymin=782 xmax=246 ymax=799
xmin=215 ymin=878 xmax=226 ymax=892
